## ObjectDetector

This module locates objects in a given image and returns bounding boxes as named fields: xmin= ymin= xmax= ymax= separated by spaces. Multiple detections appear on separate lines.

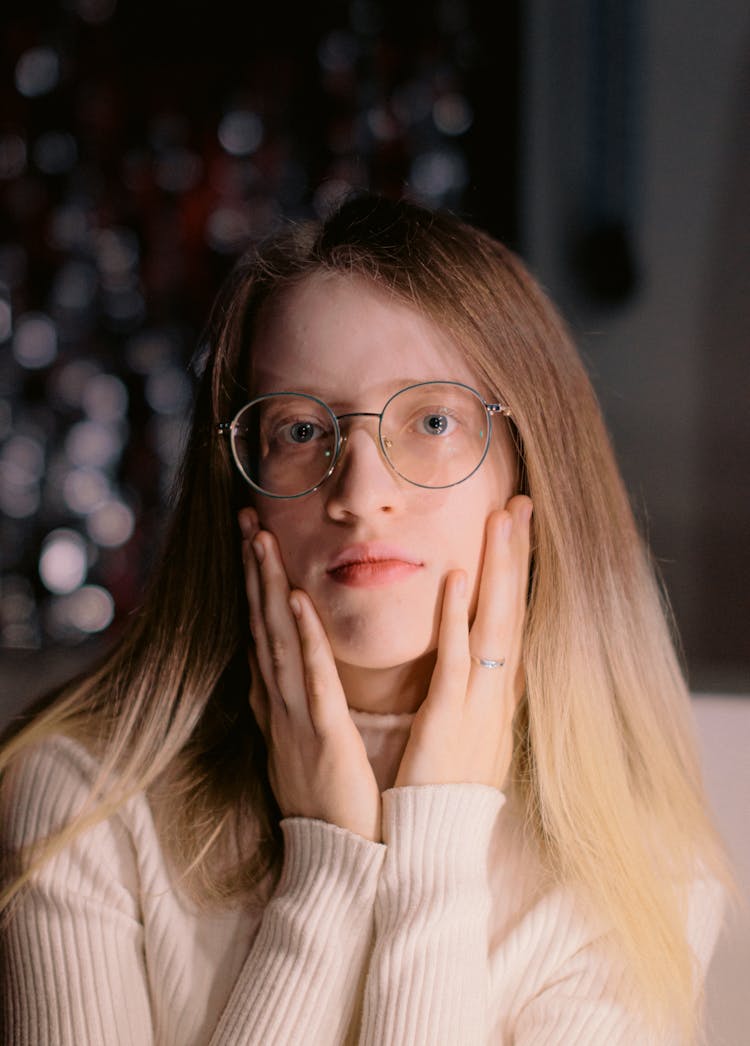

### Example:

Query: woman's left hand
xmin=393 ymin=494 xmax=533 ymax=792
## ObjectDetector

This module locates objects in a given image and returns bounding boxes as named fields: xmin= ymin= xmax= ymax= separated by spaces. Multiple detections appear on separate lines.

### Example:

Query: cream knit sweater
xmin=1 ymin=706 xmax=723 ymax=1045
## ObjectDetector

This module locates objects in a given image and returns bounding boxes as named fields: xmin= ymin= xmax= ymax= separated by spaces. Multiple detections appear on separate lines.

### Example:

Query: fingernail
xmin=252 ymin=538 xmax=265 ymax=563
xmin=502 ymin=514 xmax=513 ymax=541
xmin=524 ymin=501 xmax=534 ymax=524
xmin=455 ymin=571 xmax=467 ymax=597
xmin=289 ymin=593 xmax=301 ymax=618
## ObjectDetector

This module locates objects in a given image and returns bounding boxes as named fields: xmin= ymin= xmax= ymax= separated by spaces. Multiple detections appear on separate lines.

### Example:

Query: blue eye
xmin=288 ymin=421 xmax=318 ymax=443
xmin=273 ymin=415 xmax=332 ymax=446
xmin=419 ymin=412 xmax=454 ymax=435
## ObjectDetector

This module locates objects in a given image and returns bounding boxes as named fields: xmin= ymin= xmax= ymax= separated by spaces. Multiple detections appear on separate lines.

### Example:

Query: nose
xmin=323 ymin=420 xmax=403 ymax=521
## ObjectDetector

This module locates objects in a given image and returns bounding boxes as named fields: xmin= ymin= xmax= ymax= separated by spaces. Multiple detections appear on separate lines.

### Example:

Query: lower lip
xmin=328 ymin=560 xmax=422 ymax=587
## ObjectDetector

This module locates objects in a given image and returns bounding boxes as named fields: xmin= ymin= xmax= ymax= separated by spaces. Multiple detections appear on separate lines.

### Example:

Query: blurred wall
xmin=522 ymin=0 xmax=750 ymax=691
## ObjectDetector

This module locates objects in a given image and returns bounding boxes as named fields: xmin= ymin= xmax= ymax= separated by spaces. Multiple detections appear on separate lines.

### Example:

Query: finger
xmin=241 ymin=526 xmax=283 ymax=724
xmin=425 ymin=570 xmax=471 ymax=711
xmin=246 ymin=646 xmax=271 ymax=746
xmin=238 ymin=505 xmax=259 ymax=540
xmin=238 ymin=515 xmax=274 ymax=742
xmin=253 ymin=530 xmax=310 ymax=724
xmin=288 ymin=589 xmax=351 ymax=736
xmin=469 ymin=496 xmax=532 ymax=686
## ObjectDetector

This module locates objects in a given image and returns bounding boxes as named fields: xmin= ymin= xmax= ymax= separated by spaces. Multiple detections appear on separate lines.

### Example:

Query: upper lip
xmin=326 ymin=543 xmax=424 ymax=572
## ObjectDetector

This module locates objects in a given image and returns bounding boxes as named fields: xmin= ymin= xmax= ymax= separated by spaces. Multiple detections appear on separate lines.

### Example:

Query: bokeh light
xmin=145 ymin=367 xmax=192 ymax=416
xmin=218 ymin=111 xmax=264 ymax=157
xmin=81 ymin=374 xmax=129 ymax=422
xmin=62 ymin=467 xmax=111 ymax=515
xmin=39 ymin=529 xmax=88 ymax=595
xmin=0 ymin=1 xmax=503 ymax=649
xmin=15 ymin=47 xmax=61 ymax=99
xmin=0 ymin=435 xmax=44 ymax=520
xmin=1 ymin=575 xmax=38 ymax=648
xmin=65 ymin=421 xmax=124 ymax=469
xmin=51 ymin=359 xmax=101 ymax=409
xmin=47 ymin=585 xmax=114 ymax=639
xmin=205 ymin=206 xmax=252 ymax=254
xmin=86 ymin=499 xmax=135 ymax=547
xmin=410 ymin=149 xmax=469 ymax=201
xmin=12 ymin=313 xmax=58 ymax=370
xmin=433 ymin=93 xmax=473 ymax=136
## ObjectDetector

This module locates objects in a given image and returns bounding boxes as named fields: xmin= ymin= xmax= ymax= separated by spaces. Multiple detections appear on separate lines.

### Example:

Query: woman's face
xmin=248 ymin=271 xmax=517 ymax=672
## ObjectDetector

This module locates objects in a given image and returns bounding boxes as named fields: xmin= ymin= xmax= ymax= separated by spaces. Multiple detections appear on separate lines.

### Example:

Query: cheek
xmin=253 ymin=502 xmax=311 ymax=582
xmin=450 ymin=512 xmax=489 ymax=614
xmin=435 ymin=488 xmax=508 ymax=613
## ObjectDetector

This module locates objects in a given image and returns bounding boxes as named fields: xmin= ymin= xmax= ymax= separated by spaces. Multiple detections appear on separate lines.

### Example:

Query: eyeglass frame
xmin=216 ymin=379 xmax=512 ymax=499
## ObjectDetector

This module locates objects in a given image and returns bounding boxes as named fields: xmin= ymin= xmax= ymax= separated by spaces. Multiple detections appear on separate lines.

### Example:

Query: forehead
xmin=249 ymin=272 xmax=484 ymax=401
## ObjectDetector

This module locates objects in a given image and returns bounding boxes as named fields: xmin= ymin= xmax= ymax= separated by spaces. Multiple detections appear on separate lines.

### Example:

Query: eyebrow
xmin=251 ymin=379 xmax=445 ymax=406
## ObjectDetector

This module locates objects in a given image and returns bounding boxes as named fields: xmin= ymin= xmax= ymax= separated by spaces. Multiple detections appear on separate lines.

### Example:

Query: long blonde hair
xmin=0 ymin=195 xmax=738 ymax=1042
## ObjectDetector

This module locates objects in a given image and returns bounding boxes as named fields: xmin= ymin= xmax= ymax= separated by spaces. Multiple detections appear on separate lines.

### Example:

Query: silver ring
xmin=470 ymin=654 xmax=506 ymax=669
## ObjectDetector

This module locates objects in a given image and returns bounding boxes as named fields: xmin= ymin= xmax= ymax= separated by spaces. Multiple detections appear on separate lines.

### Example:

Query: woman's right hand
xmin=239 ymin=508 xmax=383 ymax=843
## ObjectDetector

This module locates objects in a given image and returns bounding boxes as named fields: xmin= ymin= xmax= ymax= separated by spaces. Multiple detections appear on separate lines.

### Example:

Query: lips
xmin=326 ymin=543 xmax=423 ymax=587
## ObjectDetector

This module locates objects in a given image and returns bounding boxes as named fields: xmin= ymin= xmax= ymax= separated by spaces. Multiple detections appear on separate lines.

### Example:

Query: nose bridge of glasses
xmin=334 ymin=410 xmax=383 ymax=444
xmin=332 ymin=409 xmax=396 ymax=471
xmin=335 ymin=409 xmax=381 ymax=425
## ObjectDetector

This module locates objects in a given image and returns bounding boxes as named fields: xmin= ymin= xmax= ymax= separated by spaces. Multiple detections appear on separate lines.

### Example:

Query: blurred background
xmin=0 ymin=0 xmax=748 ymax=1039
xmin=1 ymin=0 xmax=748 ymax=691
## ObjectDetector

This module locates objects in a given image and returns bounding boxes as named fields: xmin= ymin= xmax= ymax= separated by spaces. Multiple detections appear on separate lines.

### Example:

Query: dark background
xmin=1 ymin=0 xmax=748 ymax=714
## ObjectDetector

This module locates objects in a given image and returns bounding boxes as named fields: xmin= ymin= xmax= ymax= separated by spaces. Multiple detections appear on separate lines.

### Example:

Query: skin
xmin=237 ymin=272 xmax=533 ymax=843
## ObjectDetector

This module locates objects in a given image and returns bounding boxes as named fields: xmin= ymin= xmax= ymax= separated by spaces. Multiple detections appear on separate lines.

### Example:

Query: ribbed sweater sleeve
xmin=1 ymin=741 xmax=153 ymax=1046
xmin=209 ymin=817 xmax=385 ymax=1045
xmin=358 ymin=783 xmax=506 ymax=1046
xmin=1 ymin=738 xmax=386 ymax=1046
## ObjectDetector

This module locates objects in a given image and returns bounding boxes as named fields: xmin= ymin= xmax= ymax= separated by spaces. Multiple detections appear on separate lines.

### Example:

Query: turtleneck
xmin=348 ymin=706 xmax=415 ymax=793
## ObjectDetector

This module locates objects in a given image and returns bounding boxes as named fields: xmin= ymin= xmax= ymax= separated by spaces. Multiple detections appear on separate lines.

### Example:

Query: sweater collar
xmin=348 ymin=706 xmax=416 ymax=793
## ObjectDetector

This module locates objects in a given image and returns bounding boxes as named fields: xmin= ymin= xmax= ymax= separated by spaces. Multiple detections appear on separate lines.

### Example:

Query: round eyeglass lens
xmin=380 ymin=382 xmax=490 ymax=488
xmin=230 ymin=393 xmax=338 ymax=496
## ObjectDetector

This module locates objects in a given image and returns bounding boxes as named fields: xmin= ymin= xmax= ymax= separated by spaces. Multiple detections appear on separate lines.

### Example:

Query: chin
xmin=326 ymin=616 xmax=438 ymax=671
xmin=334 ymin=648 xmax=434 ymax=672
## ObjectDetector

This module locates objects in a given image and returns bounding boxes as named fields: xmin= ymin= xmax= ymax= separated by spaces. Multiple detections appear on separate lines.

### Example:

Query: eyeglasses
xmin=217 ymin=380 xmax=511 ymax=499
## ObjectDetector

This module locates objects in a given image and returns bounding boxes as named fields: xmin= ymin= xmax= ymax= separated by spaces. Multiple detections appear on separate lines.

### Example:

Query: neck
xmin=336 ymin=651 xmax=436 ymax=715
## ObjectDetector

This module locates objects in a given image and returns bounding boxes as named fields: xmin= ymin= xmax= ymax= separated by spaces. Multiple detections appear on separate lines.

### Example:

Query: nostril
xmin=322 ymin=427 xmax=402 ymax=519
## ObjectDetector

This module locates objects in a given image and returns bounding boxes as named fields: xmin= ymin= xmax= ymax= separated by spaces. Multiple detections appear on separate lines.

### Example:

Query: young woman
xmin=0 ymin=194 xmax=736 ymax=1045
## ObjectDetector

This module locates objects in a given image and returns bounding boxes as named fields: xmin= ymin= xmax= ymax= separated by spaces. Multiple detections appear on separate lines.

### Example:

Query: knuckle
xmin=269 ymin=636 xmax=287 ymax=672
xmin=303 ymin=661 xmax=327 ymax=702
xmin=268 ymin=692 xmax=289 ymax=723
xmin=437 ymin=650 xmax=470 ymax=688
xmin=437 ymin=644 xmax=463 ymax=671
xmin=302 ymin=629 xmax=324 ymax=662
